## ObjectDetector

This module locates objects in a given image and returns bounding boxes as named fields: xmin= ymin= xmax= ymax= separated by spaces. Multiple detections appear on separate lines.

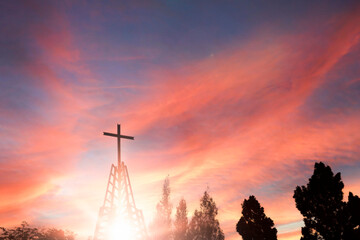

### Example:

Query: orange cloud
xmin=118 ymin=6 xmax=360 ymax=239
xmin=1 ymin=3 xmax=360 ymax=240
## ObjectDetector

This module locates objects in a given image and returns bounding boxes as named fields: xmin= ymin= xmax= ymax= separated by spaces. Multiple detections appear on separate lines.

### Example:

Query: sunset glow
xmin=109 ymin=217 xmax=136 ymax=240
xmin=0 ymin=1 xmax=360 ymax=240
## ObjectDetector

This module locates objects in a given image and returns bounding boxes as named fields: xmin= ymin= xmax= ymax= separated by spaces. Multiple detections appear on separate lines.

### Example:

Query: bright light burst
xmin=109 ymin=217 xmax=136 ymax=240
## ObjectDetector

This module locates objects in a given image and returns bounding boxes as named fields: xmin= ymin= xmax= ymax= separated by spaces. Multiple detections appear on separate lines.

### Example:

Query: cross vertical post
xmin=117 ymin=124 xmax=121 ymax=166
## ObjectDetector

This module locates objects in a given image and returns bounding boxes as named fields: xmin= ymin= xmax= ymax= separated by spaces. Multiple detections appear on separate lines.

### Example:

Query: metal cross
xmin=104 ymin=124 xmax=134 ymax=166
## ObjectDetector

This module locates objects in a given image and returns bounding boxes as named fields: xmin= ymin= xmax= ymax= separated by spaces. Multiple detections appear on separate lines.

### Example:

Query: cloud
xmin=118 ymin=5 xmax=360 ymax=239
xmin=0 ymin=1 xmax=95 ymax=229
xmin=0 ymin=2 xmax=359 ymax=240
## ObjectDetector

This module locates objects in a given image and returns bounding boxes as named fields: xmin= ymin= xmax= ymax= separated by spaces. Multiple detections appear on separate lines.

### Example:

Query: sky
xmin=0 ymin=0 xmax=360 ymax=239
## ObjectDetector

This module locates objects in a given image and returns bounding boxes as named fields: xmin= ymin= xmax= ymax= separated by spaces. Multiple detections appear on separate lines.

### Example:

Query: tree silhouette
xmin=42 ymin=228 xmax=75 ymax=240
xmin=187 ymin=191 xmax=224 ymax=240
xmin=293 ymin=162 xmax=360 ymax=240
xmin=0 ymin=221 xmax=75 ymax=240
xmin=149 ymin=176 xmax=173 ymax=240
xmin=345 ymin=192 xmax=360 ymax=239
xmin=0 ymin=221 xmax=40 ymax=240
xmin=236 ymin=195 xmax=277 ymax=240
xmin=174 ymin=198 xmax=189 ymax=240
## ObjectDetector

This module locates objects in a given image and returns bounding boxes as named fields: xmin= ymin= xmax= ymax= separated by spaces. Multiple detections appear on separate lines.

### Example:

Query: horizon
xmin=1 ymin=1 xmax=360 ymax=240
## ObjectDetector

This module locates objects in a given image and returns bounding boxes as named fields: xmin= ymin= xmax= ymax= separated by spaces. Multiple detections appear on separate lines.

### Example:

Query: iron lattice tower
xmin=94 ymin=124 xmax=148 ymax=240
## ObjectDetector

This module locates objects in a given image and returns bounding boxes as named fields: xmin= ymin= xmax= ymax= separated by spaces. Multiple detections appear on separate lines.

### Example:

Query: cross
xmin=104 ymin=124 xmax=134 ymax=166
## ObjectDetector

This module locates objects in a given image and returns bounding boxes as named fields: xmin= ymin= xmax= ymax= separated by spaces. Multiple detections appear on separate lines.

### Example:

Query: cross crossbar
xmin=103 ymin=132 xmax=134 ymax=140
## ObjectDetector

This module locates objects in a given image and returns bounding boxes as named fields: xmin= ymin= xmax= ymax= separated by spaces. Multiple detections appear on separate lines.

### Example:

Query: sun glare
xmin=109 ymin=217 xmax=136 ymax=240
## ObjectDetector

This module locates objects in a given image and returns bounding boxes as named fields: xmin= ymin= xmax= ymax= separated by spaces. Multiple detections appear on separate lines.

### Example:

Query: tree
xmin=236 ymin=195 xmax=277 ymax=240
xmin=0 ymin=221 xmax=40 ymax=240
xmin=345 ymin=192 xmax=360 ymax=239
xmin=187 ymin=191 xmax=224 ymax=240
xmin=42 ymin=228 xmax=75 ymax=240
xmin=294 ymin=162 xmax=345 ymax=239
xmin=293 ymin=162 xmax=360 ymax=240
xmin=174 ymin=198 xmax=188 ymax=240
xmin=0 ymin=221 xmax=75 ymax=240
xmin=149 ymin=176 xmax=172 ymax=240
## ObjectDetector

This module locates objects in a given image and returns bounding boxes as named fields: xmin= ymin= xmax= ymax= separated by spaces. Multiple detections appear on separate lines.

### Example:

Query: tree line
xmin=148 ymin=177 xmax=224 ymax=240
xmin=149 ymin=162 xmax=360 ymax=240
xmin=1 ymin=162 xmax=359 ymax=239
xmin=0 ymin=221 xmax=75 ymax=240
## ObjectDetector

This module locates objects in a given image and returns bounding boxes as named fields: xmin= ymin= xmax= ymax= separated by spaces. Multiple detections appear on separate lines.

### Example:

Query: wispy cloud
xmin=0 ymin=2 xmax=359 ymax=240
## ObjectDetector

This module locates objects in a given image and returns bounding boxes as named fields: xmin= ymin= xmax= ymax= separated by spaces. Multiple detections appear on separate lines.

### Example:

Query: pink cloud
xmin=1 ymin=3 xmax=360 ymax=240
xmin=116 ymin=6 xmax=360 ymax=239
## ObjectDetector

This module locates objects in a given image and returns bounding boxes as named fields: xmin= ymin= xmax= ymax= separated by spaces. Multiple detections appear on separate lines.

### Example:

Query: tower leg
xmin=94 ymin=163 xmax=148 ymax=240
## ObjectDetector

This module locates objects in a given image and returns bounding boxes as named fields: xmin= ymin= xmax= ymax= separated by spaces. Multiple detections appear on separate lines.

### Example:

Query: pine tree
xmin=346 ymin=192 xmax=360 ymax=239
xmin=187 ymin=191 xmax=224 ymax=240
xmin=174 ymin=198 xmax=188 ymax=240
xmin=236 ymin=195 xmax=277 ymax=240
xmin=150 ymin=176 xmax=172 ymax=240
xmin=293 ymin=162 xmax=348 ymax=240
